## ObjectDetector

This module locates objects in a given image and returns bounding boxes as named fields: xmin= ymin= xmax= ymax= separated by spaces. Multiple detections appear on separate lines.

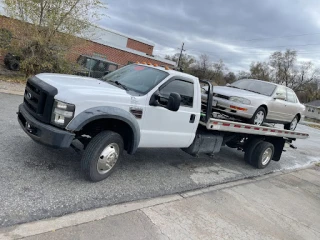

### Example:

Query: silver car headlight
xmin=51 ymin=100 xmax=75 ymax=128
xmin=229 ymin=96 xmax=251 ymax=105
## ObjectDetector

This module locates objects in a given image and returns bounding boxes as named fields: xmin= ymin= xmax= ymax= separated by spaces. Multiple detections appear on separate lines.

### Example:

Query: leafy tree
xmin=3 ymin=0 xmax=106 ymax=76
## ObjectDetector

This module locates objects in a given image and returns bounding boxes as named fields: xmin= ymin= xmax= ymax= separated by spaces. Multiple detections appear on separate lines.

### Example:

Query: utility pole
xmin=177 ymin=42 xmax=186 ymax=68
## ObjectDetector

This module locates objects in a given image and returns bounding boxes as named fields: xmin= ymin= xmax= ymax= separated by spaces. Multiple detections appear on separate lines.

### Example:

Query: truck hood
xmin=213 ymin=86 xmax=270 ymax=99
xmin=36 ymin=73 xmax=126 ymax=96
xmin=35 ymin=73 xmax=135 ymax=114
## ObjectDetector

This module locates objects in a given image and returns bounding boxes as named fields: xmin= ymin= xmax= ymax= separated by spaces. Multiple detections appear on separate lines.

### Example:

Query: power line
xmin=241 ymin=32 xmax=320 ymax=42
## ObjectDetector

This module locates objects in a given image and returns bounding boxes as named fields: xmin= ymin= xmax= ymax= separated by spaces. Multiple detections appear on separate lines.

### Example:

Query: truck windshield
xmin=230 ymin=79 xmax=277 ymax=96
xmin=101 ymin=64 xmax=169 ymax=94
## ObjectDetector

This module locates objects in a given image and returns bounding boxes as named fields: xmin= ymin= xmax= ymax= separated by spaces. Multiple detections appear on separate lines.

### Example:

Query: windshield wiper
xmin=114 ymin=81 xmax=128 ymax=91
xmin=228 ymin=85 xmax=242 ymax=89
xmin=245 ymin=89 xmax=261 ymax=94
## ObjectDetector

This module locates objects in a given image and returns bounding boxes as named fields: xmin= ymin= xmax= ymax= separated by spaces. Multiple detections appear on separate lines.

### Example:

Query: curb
xmin=0 ymin=89 xmax=24 ymax=96
xmin=0 ymin=165 xmax=316 ymax=240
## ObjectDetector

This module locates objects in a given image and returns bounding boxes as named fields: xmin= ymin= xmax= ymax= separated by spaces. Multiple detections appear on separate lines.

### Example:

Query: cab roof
xmin=135 ymin=63 xmax=199 ymax=81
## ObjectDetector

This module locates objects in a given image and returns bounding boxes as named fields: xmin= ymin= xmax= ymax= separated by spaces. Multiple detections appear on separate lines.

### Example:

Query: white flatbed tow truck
xmin=17 ymin=63 xmax=309 ymax=182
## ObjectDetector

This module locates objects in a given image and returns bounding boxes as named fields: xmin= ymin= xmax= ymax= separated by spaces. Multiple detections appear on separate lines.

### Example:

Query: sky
xmin=99 ymin=0 xmax=320 ymax=72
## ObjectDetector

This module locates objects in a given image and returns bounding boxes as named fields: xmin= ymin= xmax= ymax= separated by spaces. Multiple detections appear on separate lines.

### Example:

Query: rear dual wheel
xmin=244 ymin=140 xmax=274 ymax=169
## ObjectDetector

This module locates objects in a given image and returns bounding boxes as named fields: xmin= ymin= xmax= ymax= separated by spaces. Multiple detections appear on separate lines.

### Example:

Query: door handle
xmin=190 ymin=114 xmax=195 ymax=123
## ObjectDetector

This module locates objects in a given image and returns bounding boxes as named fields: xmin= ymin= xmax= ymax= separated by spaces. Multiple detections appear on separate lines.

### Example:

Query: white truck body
xmin=17 ymin=64 xmax=309 ymax=182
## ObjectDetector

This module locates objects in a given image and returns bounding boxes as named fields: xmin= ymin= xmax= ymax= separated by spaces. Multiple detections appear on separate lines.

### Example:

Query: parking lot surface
xmin=1 ymin=92 xmax=319 ymax=227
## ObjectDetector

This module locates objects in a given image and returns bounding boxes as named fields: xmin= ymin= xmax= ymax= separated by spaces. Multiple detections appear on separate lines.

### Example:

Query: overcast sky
xmin=99 ymin=0 xmax=320 ymax=72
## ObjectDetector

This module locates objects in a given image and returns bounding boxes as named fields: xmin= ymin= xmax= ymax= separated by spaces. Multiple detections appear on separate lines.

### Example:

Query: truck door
xmin=139 ymin=76 xmax=200 ymax=148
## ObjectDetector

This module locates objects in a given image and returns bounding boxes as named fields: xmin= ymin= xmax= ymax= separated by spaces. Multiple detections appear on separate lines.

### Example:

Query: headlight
xmin=51 ymin=100 xmax=75 ymax=128
xmin=229 ymin=96 xmax=251 ymax=105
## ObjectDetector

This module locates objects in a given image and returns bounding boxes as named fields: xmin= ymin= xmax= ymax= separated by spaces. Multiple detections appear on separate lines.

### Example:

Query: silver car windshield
xmin=230 ymin=79 xmax=276 ymax=96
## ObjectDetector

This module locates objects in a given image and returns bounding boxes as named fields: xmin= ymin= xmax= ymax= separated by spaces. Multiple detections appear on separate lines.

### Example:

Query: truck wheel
xmin=244 ymin=138 xmax=262 ymax=164
xmin=81 ymin=131 xmax=124 ymax=182
xmin=250 ymin=142 xmax=274 ymax=169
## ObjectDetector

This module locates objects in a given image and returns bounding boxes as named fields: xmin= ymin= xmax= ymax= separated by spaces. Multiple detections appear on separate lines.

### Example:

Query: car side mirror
xmin=166 ymin=92 xmax=181 ymax=111
xmin=149 ymin=92 xmax=181 ymax=112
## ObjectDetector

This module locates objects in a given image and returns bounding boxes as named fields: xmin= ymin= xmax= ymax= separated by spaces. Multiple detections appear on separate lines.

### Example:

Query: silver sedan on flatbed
xmin=202 ymin=79 xmax=305 ymax=130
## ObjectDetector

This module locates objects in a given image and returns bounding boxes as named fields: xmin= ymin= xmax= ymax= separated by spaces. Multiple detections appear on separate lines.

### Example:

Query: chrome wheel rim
xmin=290 ymin=117 xmax=298 ymax=130
xmin=254 ymin=111 xmax=265 ymax=125
xmin=97 ymin=143 xmax=119 ymax=174
xmin=262 ymin=148 xmax=272 ymax=165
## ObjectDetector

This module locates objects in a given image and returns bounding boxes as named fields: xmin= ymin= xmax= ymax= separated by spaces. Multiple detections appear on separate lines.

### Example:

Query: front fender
xmin=66 ymin=106 xmax=140 ymax=154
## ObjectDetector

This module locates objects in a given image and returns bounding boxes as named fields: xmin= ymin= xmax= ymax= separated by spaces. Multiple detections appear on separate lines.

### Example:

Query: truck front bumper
xmin=18 ymin=104 xmax=75 ymax=148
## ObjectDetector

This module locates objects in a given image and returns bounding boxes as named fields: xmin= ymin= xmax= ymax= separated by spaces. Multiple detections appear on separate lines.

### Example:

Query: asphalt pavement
xmin=1 ymin=167 xmax=320 ymax=240
xmin=0 ymin=92 xmax=320 ymax=228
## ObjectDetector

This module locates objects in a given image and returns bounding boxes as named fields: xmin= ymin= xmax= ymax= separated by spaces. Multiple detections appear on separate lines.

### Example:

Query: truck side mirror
xmin=166 ymin=92 xmax=181 ymax=111
xmin=149 ymin=92 xmax=181 ymax=111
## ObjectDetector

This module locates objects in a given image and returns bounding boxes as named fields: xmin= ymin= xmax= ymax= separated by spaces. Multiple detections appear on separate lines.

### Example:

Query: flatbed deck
xmin=200 ymin=118 xmax=309 ymax=139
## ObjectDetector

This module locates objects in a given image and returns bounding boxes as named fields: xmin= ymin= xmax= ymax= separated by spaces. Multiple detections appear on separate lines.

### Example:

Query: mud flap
xmin=182 ymin=132 xmax=223 ymax=157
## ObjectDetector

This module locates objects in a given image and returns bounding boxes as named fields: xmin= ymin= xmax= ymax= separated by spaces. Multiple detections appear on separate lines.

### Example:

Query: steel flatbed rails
xmin=201 ymin=118 xmax=309 ymax=139
xmin=183 ymin=80 xmax=310 ymax=169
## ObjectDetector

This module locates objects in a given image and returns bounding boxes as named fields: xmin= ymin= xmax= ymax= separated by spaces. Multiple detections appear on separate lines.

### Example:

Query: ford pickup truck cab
xmin=18 ymin=63 xmax=309 ymax=182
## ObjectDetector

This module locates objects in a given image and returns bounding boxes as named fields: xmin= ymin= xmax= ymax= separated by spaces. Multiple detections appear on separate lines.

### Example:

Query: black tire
xmin=250 ymin=142 xmax=274 ymax=169
xmin=9 ymin=60 xmax=20 ymax=71
xmin=284 ymin=115 xmax=299 ymax=131
xmin=81 ymin=131 xmax=124 ymax=182
xmin=244 ymin=138 xmax=263 ymax=164
xmin=248 ymin=107 xmax=266 ymax=126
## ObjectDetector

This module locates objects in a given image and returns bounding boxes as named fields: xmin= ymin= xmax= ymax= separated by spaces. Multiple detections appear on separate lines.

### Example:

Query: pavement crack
xmin=139 ymin=209 xmax=171 ymax=240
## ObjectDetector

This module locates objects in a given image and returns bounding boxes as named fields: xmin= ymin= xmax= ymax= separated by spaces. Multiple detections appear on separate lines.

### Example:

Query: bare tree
xmin=250 ymin=61 xmax=271 ymax=81
xmin=237 ymin=70 xmax=251 ymax=80
xmin=165 ymin=53 xmax=196 ymax=71
xmin=269 ymin=49 xmax=297 ymax=86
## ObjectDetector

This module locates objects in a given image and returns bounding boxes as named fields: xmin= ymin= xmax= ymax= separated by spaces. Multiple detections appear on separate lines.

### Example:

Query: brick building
xmin=0 ymin=15 xmax=175 ymax=68
xmin=69 ymin=25 xmax=175 ymax=67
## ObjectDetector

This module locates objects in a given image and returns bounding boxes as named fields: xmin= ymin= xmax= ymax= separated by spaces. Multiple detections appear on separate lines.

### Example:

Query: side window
xmin=287 ymin=89 xmax=297 ymax=103
xmin=94 ymin=61 xmax=107 ymax=71
xmin=159 ymin=79 xmax=194 ymax=107
xmin=275 ymin=86 xmax=287 ymax=100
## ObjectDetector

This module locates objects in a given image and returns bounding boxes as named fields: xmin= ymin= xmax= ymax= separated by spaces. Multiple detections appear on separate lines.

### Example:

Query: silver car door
xmin=268 ymin=86 xmax=288 ymax=121
xmin=285 ymin=88 xmax=299 ymax=122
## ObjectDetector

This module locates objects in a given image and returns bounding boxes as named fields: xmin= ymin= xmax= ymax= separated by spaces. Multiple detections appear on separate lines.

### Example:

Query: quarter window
xmin=287 ymin=89 xmax=297 ymax=103
xmin=274 ymin=86 xmax=287 ymax=100
xmin=159 ymin=79 xmax=194 ymax=107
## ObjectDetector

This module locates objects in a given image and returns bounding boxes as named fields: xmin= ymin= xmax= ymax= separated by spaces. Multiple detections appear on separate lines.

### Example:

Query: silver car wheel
xmin=254 ymin=111 xmax=265 ymax=125
xmin=290 ymin=117 xmax=298 ymax=130
xmin=262 ymin=147 xmax=272 ymax=165
xmin=97 ymin=143 xmax=119 ymax=175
